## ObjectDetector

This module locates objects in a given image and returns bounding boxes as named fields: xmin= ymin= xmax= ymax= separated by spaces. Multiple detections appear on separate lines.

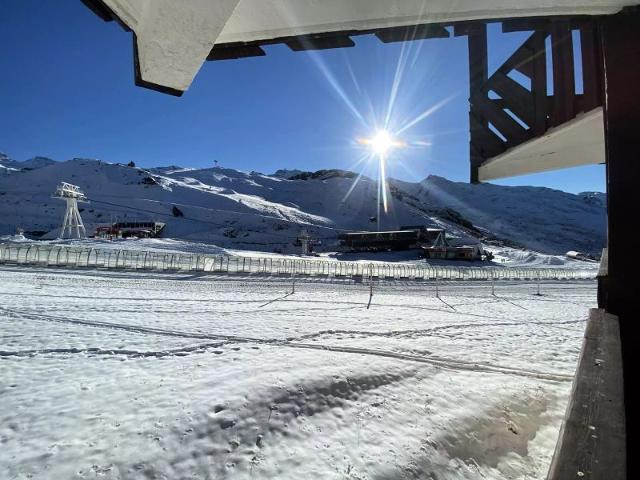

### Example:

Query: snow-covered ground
xmin=0 ymin=265 xmax=595 ymax=480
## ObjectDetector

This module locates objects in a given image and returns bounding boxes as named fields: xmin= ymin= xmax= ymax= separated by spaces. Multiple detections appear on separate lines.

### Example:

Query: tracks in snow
xmin=0 ymin=341 xmax=226 ymax=358
xmin=0 ymin=306 xmax=574 ymax=382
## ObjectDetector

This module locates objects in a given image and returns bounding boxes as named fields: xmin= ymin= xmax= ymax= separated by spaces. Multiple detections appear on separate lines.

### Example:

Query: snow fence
xmin=0 ymin=243 xmax=596 ymax=282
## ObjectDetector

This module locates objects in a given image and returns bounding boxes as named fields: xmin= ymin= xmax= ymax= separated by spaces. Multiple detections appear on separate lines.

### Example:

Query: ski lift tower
xmin=298 ymin=229 xmax=312 ymax=255
xmin=53 ymin=182 xmax=88 ymax=239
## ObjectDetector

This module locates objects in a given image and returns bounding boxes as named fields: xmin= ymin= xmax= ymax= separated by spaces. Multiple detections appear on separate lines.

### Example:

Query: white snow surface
xmin=0 ymin=266 xmax=594 ymax=480
xmin=0 ymin=155 xmax=606 ymax=255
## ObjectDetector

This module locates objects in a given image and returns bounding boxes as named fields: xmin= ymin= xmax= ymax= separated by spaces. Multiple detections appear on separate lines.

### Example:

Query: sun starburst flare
xmin=299 ymin=16 xmax=458 ymax=229
xmin=355 ymin=129 xmax=407 ymax=223
xmin=358 ymin=130 xmax=406 ymax=156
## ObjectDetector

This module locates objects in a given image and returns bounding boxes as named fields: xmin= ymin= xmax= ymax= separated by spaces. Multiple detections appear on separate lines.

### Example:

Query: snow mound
xmin=0 ymin=233 xmax=30 ymax=243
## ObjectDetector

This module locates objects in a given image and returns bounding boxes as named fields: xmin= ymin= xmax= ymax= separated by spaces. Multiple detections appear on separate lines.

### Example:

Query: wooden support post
xmin=600 ymin=5 xmax=640 ymax=464
xmin=579 ymin=19 xmax=604 ymax=112
xmin=455 ymin=23 xmax=488 ymax=183
xmin=530 ymin=31 xmax=548 ymax=135
xmin=550 ymin=21 xmax=576 ymax=126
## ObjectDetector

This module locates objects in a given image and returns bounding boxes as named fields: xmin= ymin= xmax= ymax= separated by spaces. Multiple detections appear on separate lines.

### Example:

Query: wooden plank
xmin=207 ymin=45 xmax=266 ymax=61
xmin=501 ymin=17 xmax=552 ymax=32
xmin=375 ymin=24 xmax=449 ymax=43
xmin=487 ymin=70 xmax=535 ymax=127
xmin=579 ymin=21 xmax=603 ymax=112
xmin=80 ymin=0 xmax=114 ymax=22
xmin=530 ymin=31 xmax=549 ymax=135
xmin=286 ymin=35 xmax=355 ymax=51
xmin=501 ymin=15 xmax=592 ymax=33
xmin=550 ymin=21 xmax=576 ymax=126
xmin=547 ymin=309 xmax=625 ymax=480
xmin=470 ymin=113 xmax=506 ymax=158
xmin=458 ymin=23 xmax=489 ymax=183
xmin=471 ymin=94 xmax=531 ymax=146
xmin=497 ymin=31 xmax=542 ymax=77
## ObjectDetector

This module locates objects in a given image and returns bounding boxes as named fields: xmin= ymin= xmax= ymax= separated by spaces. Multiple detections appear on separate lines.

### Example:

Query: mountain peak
xmin=0 ymin=157 xmax=607 ymax=255
xmin=272 ymin=169 xmax=306 ymax=179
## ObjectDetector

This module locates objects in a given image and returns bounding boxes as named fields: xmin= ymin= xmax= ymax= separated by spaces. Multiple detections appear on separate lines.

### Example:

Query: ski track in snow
xmin=0 ymin=266 xmax=595 ymax=480
xmin=0 ymin=306 xmax=575 ymax=381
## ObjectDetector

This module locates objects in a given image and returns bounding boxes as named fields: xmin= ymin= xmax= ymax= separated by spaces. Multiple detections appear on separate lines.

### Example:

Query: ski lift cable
xmin=85 ymin=197 xmax=354 ymax=233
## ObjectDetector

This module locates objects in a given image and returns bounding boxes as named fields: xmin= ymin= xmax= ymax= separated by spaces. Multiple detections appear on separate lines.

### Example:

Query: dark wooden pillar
xmin=580 ymin=19 xmax=604 ymax=113
xmin=600 ymin=5 xmax=640 ymax=461
xmin=549 ymin=20 xmax=576 ymax=127
xmin=455 ymin=24 xmax=488 ymax=183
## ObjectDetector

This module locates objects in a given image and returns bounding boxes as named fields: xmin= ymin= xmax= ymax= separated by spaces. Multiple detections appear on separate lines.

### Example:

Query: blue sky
xmin=0 ymin=1 xmax=605 ymax=193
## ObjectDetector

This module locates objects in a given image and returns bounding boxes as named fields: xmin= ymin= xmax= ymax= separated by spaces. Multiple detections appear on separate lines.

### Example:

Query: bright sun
xmin=360 ymin=130 xmax=404 ymax=156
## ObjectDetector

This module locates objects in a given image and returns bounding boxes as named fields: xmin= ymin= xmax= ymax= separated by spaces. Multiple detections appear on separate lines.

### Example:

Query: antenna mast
xmin=53 ymin=182 xmax=88 ymax=239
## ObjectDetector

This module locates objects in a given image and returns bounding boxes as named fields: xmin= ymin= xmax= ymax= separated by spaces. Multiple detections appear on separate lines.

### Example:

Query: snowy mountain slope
xmin=0 ymin=159 xmax=338 ymax=248
xmin=577 ymin=191 xmax=606 ymax=208
xmin=0 ymin=152 xmax=55 ymax=171
xmin=393 ymin=175 xmax=607 ymax=256
xmin=272 ymin=168 xmax=306 ymax=179
xmin=0 ymin=153 xmax=606 ymax=254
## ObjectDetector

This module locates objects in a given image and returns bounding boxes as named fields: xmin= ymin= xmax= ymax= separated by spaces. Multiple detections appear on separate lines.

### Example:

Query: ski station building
xmin=338 ymin=227 xmax=444 ymax=252
xmin=94 ymin=221 xmax=165 ymax=240
xmin=77 ymin=1 xmax=639 ymax=477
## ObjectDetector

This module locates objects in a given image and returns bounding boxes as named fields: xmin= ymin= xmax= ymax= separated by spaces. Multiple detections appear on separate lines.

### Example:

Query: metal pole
xmin=367 ymin=267 xmax=373 ymax=309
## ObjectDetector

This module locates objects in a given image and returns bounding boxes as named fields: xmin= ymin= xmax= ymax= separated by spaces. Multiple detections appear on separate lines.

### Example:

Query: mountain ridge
xmin=0 ymin=154 xmax=606 ymax=255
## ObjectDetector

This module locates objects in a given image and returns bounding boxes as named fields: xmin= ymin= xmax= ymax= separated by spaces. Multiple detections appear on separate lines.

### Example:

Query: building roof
xmin=83 ymin=0 xmax=637 ymax=95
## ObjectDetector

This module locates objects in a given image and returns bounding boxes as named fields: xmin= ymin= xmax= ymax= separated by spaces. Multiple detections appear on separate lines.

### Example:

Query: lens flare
xmin=354 ymin=130 xmax=407 ymax=225
xmin=358 ymin=130 xmax=405 ymax=156
xmin=293 ymin=11 xmax=454 ymax=229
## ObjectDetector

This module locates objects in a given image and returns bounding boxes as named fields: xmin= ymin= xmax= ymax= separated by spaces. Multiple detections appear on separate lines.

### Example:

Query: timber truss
xmin=457 ymin=18 xmax=604 ymax=182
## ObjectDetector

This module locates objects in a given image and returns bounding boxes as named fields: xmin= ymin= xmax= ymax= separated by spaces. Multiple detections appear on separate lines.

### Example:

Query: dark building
xmin=94 ymin=222 xmax=165 ymax=239
xmin=339 ymin=227 xmax=445 ymax=252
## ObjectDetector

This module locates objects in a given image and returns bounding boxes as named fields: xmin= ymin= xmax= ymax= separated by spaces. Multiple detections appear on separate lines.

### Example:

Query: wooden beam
xmin=547 ymin=309 xmax=626 ymax=480
xmin=501 ymin=17 xmax=552 ymax=32
xmin=456 ymin=23 xmax=488 ymax=183
xmin=487 ymin=71 xmax=535 ymax=127
xmin=471 ymin=94 xmax=531 ymax=146
xmin=207 ymin=45 xmax=266 ymax=61
xmin=469 ymin=113 xmax=506 ymax=158
xmin=601 ymin=5 xmax=640 ymax=465
xmin=501 ymin=15 xmax=592 ymax=33
xmin=579 ymin=20 xmax=604 ymax=112
xmin=497 ymin=31 xmax=542 ymax=76
xmin=530 ymin=31 xmax=549 ymax=135
xmin=286 ymin=35 xmax=355 ymax=51
xmin=550 ymin=21 xmax=576 ymax=126
xmin=80 ymin=0 xmax=114 ymax=22
xmin=375 ymin=24 xmax=449 ymax=43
